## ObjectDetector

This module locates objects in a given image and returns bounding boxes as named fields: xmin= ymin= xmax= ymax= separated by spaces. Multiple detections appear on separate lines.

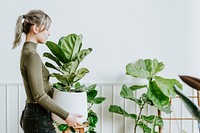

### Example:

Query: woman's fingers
xmin=73 ymin=123 xmax=77 ymax=127
xmin=65 ymin=113 xmax=84 ymax=127
xmin=75 ymin=122 xmax=84 ymax=126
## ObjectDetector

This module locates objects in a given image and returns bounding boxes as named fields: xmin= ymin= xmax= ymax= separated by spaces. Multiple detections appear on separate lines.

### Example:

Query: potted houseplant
xmin=43 ymin=34 xmax=103 ymax=132
xmin=55 ymin=83 xmax=106 ymax=133
xmin=44 ymin=34 xmax=91 ymax=124
xmin=109 ymin=58 xmax=183 ymax=133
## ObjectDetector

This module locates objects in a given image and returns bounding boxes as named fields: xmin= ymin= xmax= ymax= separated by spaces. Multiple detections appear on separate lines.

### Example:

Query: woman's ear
xmin=32 ymin=25 xmax=39 ymax=34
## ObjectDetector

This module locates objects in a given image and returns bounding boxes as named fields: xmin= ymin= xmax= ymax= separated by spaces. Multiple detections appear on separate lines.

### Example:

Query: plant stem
xmin=88 ymin=103 xmax=93 ymax=110
xmin=134 ymin=104 xmax=144 ymax=133
xmin=151 ymin=116 xmax=156 ymax=133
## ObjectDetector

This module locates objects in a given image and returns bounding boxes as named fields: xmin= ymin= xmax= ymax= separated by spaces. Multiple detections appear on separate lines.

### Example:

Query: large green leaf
xmin=43 ymin=52 xmax=62 ymax=66
xmin=73 ymin=48 xmax=92 ymax=62
xmin=109 ymin=105 xmax=137 ymax=119
xmin=154 ymin=76 xmax=183 ymax=98
xmin=120 ymin=85 xmax=142 ymax=105
xmin=92 ymin=97 xmax=106 ymax=104
xmin=87 ymin=85 xmax=105 ymax=104
xmin=51 ymin=73 xmax=68 ymax=84
xmin=87 ymin=110 xmax=98 ymax=127
xmin=147 ymin=81 xmax=170 ymax=109
xmin=45 ymin=41 xmax=69 ymax=63
xmin=73 ymin=83 xmax=87 ymax=92
xmin=86 ymin=84 xmax=97 ymax=92
xmin=87 ymin=89 xmax=97 ymax=102
xmin=66 ymin=73 xmax=76 ymax=85
xmin=129 ymin=85 xmax=147 ymax=91
xmin=45 ymin=62 xmax=63 ymax=73
xmin=137 ymin=122 xmax=152 ymax=133
xmin=62 ymin=61 xmax=79 ymax=74
xmin=126 ymin=60 xmax=150 ymax=79
xmin=141 ymin=115 xmax=163 ymax=127
xmin=147 ymin=59 xmax=164 ymax=76
xmin=138 ymin=120 xmax=159 ymax=133
xmin=57 ymin=124 xmax=69 ymax=131
xmin=53 ymin=82 xmax=66 ymax=91
xmin=120 ymin=85 xmax=133 ymax=99
xmin=74 ymin=68 xmax=89 ymax=82
xmin=58 ymin=34 xmax=82 ymax=60
xmin=174 ymin=85 xmax=200 ymax=121
xmin=126 ymin=59 xmax=164 ymax=79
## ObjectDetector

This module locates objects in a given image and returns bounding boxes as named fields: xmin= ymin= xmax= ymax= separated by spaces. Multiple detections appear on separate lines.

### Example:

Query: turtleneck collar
xmin=23 ymin=41 xmax=38 ymax=51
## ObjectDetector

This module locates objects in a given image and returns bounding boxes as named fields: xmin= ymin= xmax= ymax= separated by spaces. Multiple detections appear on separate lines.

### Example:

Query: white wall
xmin=1 ymin=0 xmax=200 ymax=132
xmin=1 ymin=0 xmax=200 ymax=83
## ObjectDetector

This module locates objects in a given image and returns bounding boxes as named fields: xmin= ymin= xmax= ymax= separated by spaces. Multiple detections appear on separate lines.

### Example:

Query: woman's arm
xmin=26 ymin=52 xmax=69 ymax=120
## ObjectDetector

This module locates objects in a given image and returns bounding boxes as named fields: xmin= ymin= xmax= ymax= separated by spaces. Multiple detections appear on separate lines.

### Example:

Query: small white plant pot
xmin=52 ymin=89 xmax=88 ymax=124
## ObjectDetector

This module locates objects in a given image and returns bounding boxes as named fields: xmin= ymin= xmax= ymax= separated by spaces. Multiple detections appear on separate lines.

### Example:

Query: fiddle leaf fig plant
xmin=43 ymin=34 xmax=92 ymax=92
xmin=109 ymin=59 xmax=183 ymax=133
xmin=44 ymin=34 xmax=105 ymax=132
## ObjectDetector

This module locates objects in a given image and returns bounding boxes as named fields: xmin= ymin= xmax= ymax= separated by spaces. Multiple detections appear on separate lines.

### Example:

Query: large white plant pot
xmin=52 ymin=89 xmax=88 ymax=124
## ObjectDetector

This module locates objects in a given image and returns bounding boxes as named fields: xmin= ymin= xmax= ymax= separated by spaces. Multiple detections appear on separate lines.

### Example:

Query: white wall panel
xmin=7 ymin=85 xmax=19 ymax=133
xmin=0 ymin=83 xmax=199 ymax=133
xmin=0 ymin=85 xmax=7 ymax=133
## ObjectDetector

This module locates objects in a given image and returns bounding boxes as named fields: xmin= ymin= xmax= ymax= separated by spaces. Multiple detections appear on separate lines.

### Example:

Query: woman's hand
xmin=65 ymin=113 xmax=83 ymax=127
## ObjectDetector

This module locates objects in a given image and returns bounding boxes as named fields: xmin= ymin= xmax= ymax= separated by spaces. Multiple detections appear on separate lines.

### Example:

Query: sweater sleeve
xmin=26 ymin=52 xmax=69 ymax=120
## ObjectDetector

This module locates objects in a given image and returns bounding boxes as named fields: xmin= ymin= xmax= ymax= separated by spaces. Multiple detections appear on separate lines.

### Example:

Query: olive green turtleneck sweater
xmin=20 ymin=41 xmax=69 ymax=120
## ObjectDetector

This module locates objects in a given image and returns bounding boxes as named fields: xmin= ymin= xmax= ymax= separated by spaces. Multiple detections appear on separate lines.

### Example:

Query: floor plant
xmin=109 ymin=58 xmax=183 ymax=133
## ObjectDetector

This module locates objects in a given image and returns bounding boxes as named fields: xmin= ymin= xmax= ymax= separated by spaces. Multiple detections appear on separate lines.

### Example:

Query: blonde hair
xmin=12 ymin=9 xmax=51 ymax=49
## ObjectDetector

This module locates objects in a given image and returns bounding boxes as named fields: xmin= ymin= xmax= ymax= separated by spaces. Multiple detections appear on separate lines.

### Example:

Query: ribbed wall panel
xmin=0 ymin=83 xmax=198 ymax=133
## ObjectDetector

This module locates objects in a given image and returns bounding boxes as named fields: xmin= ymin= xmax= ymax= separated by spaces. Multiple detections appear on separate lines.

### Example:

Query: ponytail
xmin=12 ymin=15 xmax=23 ymax=49
xmin=12 ymin=10 xmax=51 ymax=49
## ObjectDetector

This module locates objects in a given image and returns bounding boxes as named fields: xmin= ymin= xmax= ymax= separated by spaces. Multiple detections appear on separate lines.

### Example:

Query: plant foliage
xmin=53 ymin=84 xmax=105 ymax=132
xmin=86 ymin=84 xmax=106 ymax=133
xmin=174 ymin=85 xmax=200 ymax=132
xmin=44 ymin=34 xmax=105 ymax=132
xmin=43 ymin=34 xmax=92 ymax=92
xmin=109 ymin=59 xmax=183 ymax=133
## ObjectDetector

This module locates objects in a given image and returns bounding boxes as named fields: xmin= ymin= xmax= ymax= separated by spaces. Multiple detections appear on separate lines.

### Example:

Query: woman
xmin=12 ymin=9 xmax=82 ymax=133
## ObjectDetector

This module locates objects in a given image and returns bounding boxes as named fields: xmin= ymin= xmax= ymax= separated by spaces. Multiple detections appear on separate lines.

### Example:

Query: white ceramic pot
xmin=52 ymin=89 xmax=88 ymax=124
